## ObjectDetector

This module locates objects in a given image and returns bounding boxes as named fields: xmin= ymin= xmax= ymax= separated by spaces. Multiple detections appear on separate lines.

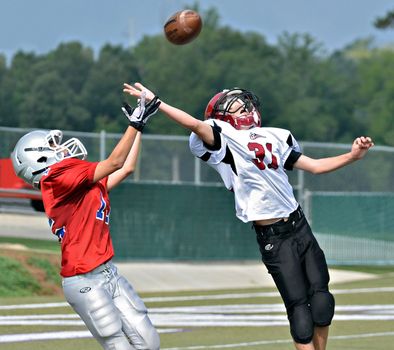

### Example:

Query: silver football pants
xmin=62 ymin=260 xmax=160 ymax=350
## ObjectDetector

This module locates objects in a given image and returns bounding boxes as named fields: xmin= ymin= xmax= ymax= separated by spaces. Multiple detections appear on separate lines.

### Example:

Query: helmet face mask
xmin=11 ymin=130 xmax=87 ymax=188
xmin=44 ymin=130 xmax=87 ymax=162
xmin=204 ymin=88 xmax=261 ymax=130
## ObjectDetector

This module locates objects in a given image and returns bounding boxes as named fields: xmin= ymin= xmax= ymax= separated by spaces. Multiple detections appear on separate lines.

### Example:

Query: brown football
xmin=164 ymin=9 xmax=202 ymax=45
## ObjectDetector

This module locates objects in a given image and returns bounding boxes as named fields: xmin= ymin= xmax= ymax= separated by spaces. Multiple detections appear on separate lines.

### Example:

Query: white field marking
xmin=1 ymin=305 xmax=394 ymax=343
xmin=0 ymin=328 xmax=181 ymax=343
xmin=1 ymin=330 xmax=394 ymax=347
xmin=153 ymin=303 xmax=394 ymax=314
xmin=1 ymin=304 xmax=394 ymax=327
xmin=161 ymin=332 xmax=394 ymax=350
xmin=332 ymin=287 xmax=394 ymax=294
xmin=0 ymin=302 xmax=68 ymax=310
xmin=144 ymin=292 xmax=281 ymax=302
xmin=0 ymin=320 xmax=84 ymax=326
xmin=1 ymin=287 xmax=394 ymax=309
xmin=4 ymin=303 xmax=392 ymax=316
xmin=0 ymin=314 xmax=79 ymax=319
xmin=0 ymin=331 xmax=92 ymax=343
xmin=142 ymin=286 xmax=394 ymax=302
xmin=163 ymin=338 xmax=293 ymax=349
xmin=151 ymin=304 xmax=285 ymax=313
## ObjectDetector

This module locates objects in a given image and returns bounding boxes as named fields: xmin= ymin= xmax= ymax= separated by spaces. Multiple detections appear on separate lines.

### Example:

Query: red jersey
xmin=40 ymin=158 xmax=114 ymax=277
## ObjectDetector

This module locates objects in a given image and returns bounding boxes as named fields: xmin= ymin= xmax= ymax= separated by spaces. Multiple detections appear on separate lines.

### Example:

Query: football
xmin=164 ymin=9 xmax=202 ymax=45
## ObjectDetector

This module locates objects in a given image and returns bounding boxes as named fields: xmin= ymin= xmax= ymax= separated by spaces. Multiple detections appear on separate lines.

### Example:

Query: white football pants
xmin=62 ymin=260 xmax=160 ymax=350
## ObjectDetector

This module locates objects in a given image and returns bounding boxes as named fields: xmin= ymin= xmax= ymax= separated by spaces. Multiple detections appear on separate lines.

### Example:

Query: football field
xmin=1 ymin=270 xmax=393 ymax=350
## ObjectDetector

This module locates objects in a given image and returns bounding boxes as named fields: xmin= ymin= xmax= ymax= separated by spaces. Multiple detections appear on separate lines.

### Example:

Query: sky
xmin=0 ymin=0 xmax=393 ymax=62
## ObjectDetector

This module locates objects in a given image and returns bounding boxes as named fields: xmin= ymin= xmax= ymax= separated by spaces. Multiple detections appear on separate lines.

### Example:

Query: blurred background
xmin=0 ymin=0 xmax=393 ymax=266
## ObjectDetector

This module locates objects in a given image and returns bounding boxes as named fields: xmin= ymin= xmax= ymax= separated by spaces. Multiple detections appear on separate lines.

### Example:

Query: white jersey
xmin=189 ymin=119 xmax=302 ymax=223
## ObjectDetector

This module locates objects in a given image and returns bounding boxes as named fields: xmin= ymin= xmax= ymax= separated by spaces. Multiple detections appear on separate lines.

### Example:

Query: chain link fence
xmin=2 ymin=126 xmax=393 ymax=191
xmin=1 ymin=126 xmax=393 ymax=264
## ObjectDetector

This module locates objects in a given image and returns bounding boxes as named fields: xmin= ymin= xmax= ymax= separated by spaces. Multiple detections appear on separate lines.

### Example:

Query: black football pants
xmin=254 ymin=207 xmax=335 ymax=344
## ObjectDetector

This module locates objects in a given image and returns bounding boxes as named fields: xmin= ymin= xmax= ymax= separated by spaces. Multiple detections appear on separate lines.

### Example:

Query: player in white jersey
xmin=190 ymin=118 xmax=301 ymax=222
xmin=123 ymin=82 xmax=374 ymax=350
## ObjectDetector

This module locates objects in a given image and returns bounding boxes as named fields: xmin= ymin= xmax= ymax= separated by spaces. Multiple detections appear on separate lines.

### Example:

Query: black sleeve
xmin=284 ymin=150 xmax=302 ymax=170
xmin=203 ymin=122 xmax=222 ymax=151
xmin=199 ymin=152 xmax=212 ymax=162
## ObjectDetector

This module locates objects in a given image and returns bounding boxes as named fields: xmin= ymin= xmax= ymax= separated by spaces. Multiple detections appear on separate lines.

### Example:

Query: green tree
xmin=0 ymin=3 xmax=393 ymax=149
xmin=356 ymin=49 xmax=394 ymax=146
xmin=134 ymin=7 xmax=279 ymax=135
xmin=44 ymin=42 xmax=94 ymax=94
xmin=374 ymin=10 xmax=394 ymax=29
xmin=0 ymin=52 xmax=40 ymax=126
xmin=272 ymin=33 xmax=362 ymax=142
xmin=80 ymin=44 xmax=140 ymax=132
xmin=0 ymin=54 xmax=5 ymax=79
xmin=0 ymin=54 xmax=7 ymax=123
xmin=19 ymin=71 xmax=90 ymax=130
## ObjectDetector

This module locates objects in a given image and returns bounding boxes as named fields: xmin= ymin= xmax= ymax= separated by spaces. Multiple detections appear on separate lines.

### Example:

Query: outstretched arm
xmin=94 ymin=89 xmax=159 ymax=183
xmin=107 ymin=132 xmax=142 ymax=191
xmin=123 ymin=82 xmax=215 ymax=146
xmin=294 ymin=136 xmax=374 ymax=174
xmin=94 ymin=126 xmax=138 ymax=183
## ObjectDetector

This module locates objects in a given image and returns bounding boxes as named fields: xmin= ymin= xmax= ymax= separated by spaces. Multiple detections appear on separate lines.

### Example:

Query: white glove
xmin=122 ymin=91 xmax=161 ymax=132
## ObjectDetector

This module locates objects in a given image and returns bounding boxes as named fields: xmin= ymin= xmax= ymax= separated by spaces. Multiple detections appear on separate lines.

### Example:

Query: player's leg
xmin=63 ymin=272 xmax=135 ymax=350
xmin=256 ymin=227 xmax=314 ymax=347
xmin=301 ymin=221 xmax=335 ymax=350
xmin=294 ymin=341 xmax=315 ymax=350
xmin=113 ymin=271 xmax=160 ymax=350
xmin=313 ymin=325 xmax=329 ymax=350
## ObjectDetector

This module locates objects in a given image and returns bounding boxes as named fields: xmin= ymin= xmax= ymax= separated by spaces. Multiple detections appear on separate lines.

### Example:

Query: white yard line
xmin=163 ymin=338 xmax=293 ymax=349
xmin=0 ymin=302 xmax=68 ymax=310
xmin=161 ymin=332 xmax=394 ymax=350
xmin=1 ymin=304 xmax=394 ymax=327
xmin=1 ymin=287 xmax=394 ymax=344
xmin=2 ymin=286 xmax=394 ymax=309
xmin=1 ymin=329 xmax=393 ymax=346
xmin=0 ymin=331 xmax=92 ymax=343
xmin=0 ymin=328 xmax=181 ymax=343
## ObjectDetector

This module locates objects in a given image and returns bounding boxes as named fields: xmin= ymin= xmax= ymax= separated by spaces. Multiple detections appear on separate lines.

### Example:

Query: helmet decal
xmin=11 ymin=130 xmax=87 ymax=188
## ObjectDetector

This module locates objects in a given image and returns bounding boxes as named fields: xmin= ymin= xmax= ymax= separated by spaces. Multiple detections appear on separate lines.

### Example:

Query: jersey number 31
xmin=247 ymin=142 xmax=278 ymax=170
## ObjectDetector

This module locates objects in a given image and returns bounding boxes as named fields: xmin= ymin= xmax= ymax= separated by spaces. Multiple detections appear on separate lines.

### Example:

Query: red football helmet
xmin=204 ymin=88 xmax=261 ymax=130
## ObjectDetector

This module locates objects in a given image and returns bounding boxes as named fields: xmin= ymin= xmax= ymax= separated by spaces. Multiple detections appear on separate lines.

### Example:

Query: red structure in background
xmin=0 ymin=158 xmax=43 ymax=211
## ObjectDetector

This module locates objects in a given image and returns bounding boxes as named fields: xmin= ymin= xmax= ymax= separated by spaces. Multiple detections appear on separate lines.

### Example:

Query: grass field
xmin=0 ymin=237 xmax=394 ymax=349
xmin=1 ymin=268 xmax=394 ymax=349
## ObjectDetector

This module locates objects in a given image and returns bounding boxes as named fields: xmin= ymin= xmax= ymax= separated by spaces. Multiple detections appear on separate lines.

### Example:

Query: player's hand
xmin=123 ymin=82 xmax=157 ymax=102
xmin=351 ymin=136 xmax=374 ymax=159
xmin=121 ymin=90 xmax=161 ymax=132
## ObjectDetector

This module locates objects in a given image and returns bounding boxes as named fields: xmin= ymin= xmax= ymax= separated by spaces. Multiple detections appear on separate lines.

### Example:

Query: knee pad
xmin=288 ymin=303 xmax=314 ymax=344
xmin=80 ymin=288 xmax=122 ymax=338
xmin=117 ymin=276 xmax=160 ymax=350
xmin=310 ymin=290 xmax=335 ymax=326
xmin=117 ymin=276 xmax=148 ymax=314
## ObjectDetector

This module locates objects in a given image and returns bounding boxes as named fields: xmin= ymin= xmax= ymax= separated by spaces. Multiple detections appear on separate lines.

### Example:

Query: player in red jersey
xmin=11 ymin=92 xmax=161 ymax=350
xmin=124 ymin=82 xmax=374 ymax=350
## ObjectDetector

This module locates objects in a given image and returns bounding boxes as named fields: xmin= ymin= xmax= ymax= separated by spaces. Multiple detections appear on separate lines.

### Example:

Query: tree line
xmin=0 ymin=7 xmax=393 ymax=146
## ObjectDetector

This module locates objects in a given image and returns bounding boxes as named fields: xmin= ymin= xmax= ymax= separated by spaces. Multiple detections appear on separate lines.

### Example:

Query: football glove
xmin=122 ymin=91 xmax=161 ymax=132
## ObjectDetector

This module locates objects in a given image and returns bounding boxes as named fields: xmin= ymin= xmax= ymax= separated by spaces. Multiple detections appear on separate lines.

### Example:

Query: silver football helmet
xmin=11 ymin=129 xmax=87 ymax=188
